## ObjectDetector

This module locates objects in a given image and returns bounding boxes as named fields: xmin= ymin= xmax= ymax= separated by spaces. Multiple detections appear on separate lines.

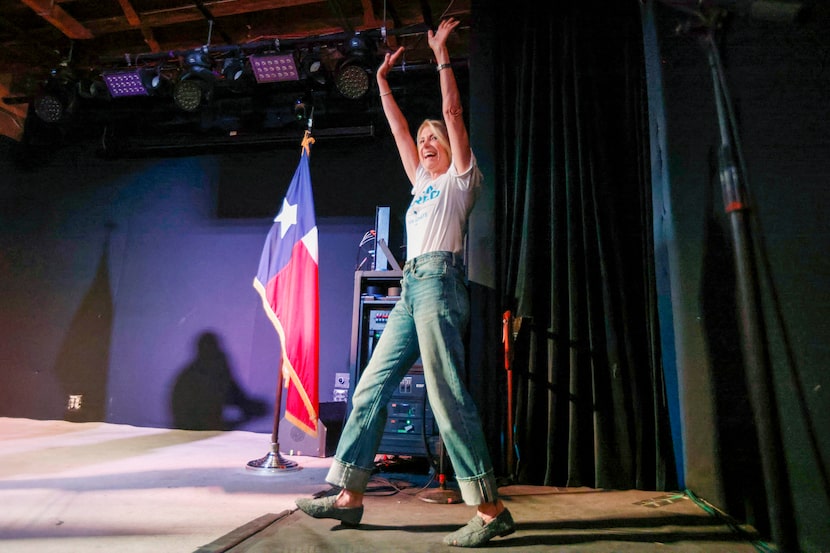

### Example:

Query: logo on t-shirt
xmin=414 ymin=185 xmax=441 ymax=206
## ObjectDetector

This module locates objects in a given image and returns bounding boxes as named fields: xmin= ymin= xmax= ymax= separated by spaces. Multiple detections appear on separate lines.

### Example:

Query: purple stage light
xmin=249 ymin=53 xmax=299 ymax=83
xmin=103 ymin=70 xmax=148 ymax=97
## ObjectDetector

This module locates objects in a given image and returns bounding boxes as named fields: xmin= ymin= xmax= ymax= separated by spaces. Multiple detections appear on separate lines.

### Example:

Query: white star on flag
xmin=274 ymin=198 xmax=298 ymax=238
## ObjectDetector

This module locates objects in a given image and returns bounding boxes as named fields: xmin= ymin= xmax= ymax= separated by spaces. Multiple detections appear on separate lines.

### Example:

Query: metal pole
xmin=246 ymin=366 xmax=301 ymax=473
xmin=503 ymin=310 xmax=515 ymax=476
xmin=705 ymin=33 xmax=797 ymax=552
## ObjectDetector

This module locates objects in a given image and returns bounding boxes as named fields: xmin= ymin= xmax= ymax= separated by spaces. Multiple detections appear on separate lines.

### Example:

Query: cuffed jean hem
xmin=325 ymin=458 xmax=373 ymax=493
xmin=456 ymin=470 xmax=500 ymax=506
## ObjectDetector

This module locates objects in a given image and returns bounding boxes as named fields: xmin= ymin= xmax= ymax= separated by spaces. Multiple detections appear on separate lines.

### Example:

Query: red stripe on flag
xmin=264 ymin=239 xmax=319 ymax=434
xmin=253 ymin=147 xmax=319 ymax=437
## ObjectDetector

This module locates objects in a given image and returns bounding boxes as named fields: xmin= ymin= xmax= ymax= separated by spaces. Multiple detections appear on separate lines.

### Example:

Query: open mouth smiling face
xmin=419 ymin=132 xmax=447 ymax=175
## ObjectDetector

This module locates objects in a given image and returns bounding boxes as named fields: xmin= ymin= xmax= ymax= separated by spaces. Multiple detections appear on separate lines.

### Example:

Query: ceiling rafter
xmin=359 ymin=0 xmax=382 ymax=29
xmin=19 ymin=0 xmax=94 ymax=40
xmin=115 ymin=0 xmax=161 ymax=52
xmin=116 ymin=0 xmax=142 ymax=27
xmin=0 ymin=76 xmax=28 ymax=132
xmin=82 ymin=0 xmax=327 ymax=36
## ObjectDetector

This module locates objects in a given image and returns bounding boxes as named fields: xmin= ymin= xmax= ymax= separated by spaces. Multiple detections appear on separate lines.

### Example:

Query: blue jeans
xmin=326 ymin=251 xmax=499 ymax=505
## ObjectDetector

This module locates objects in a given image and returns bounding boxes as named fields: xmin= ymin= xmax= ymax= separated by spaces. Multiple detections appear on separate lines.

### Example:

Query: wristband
xmin=436 ymin=63 xmax=451 ymax=72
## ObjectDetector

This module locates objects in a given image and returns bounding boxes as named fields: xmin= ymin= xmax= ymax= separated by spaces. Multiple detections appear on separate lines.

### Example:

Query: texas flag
xmin=253 ymin=140 xmax=319 ymax=437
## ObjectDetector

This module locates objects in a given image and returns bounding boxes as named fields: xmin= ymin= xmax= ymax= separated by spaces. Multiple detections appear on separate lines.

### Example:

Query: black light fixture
xmin=76 ymin=76 xmax=109 ymax=100
xmin=33 ymin=74 xmax=77 ymax=123
xmin=140 ymin=66 xmax=173 ymax=96
xmin=173 ymin=47 xmax=216 ymax=111
xmin=221 ymin=54 xmax=252 ymax=93
xmin=335 ymin=62 xmax=370 ymax=99
xmin=334 ymin=33 xmax=374 ymax=100
xmin=33 ymin=93 xmax=66 ymax=123
xmin=173 ymin=80 xmax=207 ymax=111
xmin=301 ymin=50 xmax=328 ymax=87
xmin=183 ymin=48 xmax=215 ymax=79
xmin=293 ymin=95 xmax=311 ymax=122
xmin=222 ymin=56 xmax=245 ymax=81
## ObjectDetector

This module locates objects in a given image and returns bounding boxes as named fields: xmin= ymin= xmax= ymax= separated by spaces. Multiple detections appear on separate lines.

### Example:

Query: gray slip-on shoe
xmin=443 ymin=508 xmax=516 ymax=547
xmin=295 ymin=495 xmax=364 ymax=527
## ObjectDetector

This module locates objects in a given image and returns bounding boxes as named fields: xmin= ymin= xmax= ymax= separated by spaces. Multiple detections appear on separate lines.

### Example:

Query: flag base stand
xmin=418 ymin=435 xmax=462 ymax=504
xmin=246 ymin=442 xmax=302 ymax=473
xmin=418 ymin=486 xmax=462 ymax=504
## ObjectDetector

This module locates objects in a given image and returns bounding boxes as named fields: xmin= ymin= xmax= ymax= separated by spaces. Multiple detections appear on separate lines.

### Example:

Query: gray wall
xmin=651 ymin=3 xmax=830 ymax=549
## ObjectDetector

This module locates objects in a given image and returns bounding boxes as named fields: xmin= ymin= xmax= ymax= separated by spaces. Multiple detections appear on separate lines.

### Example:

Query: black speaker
xmin=278 ymin=401 xmax=346 ymax=457
xmin=320 ymin=401 xmax=346 ymax=456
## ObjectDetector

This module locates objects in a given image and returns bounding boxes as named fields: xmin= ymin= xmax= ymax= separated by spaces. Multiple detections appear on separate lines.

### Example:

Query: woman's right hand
xmin=376 ymin=46 xmax=405 ymax=82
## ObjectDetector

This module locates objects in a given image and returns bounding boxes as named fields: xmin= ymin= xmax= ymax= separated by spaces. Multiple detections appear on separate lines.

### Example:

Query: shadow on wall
xmin=56 ymin=236 xmax=114 ymax=423
xmin=170 ymin=331 xmax=268 ymax=431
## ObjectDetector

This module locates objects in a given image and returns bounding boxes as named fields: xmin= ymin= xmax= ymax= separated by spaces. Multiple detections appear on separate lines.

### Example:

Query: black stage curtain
xmin=473 ymin=1 xmax=677 ymax=491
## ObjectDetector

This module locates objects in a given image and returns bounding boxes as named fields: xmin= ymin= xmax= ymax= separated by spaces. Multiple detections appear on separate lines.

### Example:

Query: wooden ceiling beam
xmin=116 ymin=0 xmax=161 ymax=52
xmin=359 ymin=0 xmax=382 ymax=29
xmin=83 ymin=0 xmax=326 ymax=36
xmin=0 ymin=77 xmax=28 ymax=114
xmin=116 ymin=0 xmax=142 ymax=27
xmin=19 ymin=0 xmax=94 ymax=39
xmin=0 ymin=110 xmax=25 ymax=141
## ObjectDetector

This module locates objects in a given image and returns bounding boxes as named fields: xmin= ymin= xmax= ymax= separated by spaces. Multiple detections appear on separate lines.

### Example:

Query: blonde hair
xmin=417 ymin=119 xmax=451 ymax=159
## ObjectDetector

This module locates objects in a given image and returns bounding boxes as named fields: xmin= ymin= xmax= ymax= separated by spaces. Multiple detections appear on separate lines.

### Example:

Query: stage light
xmin=76 ymin=77 xmax=109 ymax=100
xmin=173 ymin=79 xmax=207 ymax=111
xmin=183 ymin=49 xmax=215 ymax=79
xmin=221 ymin=56 xmax=252 ymax=92
xmin=335 ymin=61 xmax=370 ymax=100
xmin=34 ymin=94 xmax=65 ymax=122
xmin=103 ymin=69 xmax=148 ymax=97
xmin=347 ymin=34 xmax=369 ymax=53
xmin=33 ymin=77 xmax=77 ymax=123
xmin=222 ymin=57 xmax=245 ymax=81
xmin=301 ymin=52 xmax=328 ymax=87
xmin=334 ymin=33 xmax=374 ymax=99
xmin=250 ymin=53 xmax=299 ymax=83
xmin=294 ymin=97 xmax=311 ymax=122
xmin=173 ymin=48 xmax=217 ymax=111
xmin=140 ymin=67 xmax=173 ymax=96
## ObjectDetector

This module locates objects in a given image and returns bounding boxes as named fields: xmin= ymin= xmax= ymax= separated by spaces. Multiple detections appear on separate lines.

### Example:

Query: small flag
xmin=253 ymin=140 xmax=319 ymax=436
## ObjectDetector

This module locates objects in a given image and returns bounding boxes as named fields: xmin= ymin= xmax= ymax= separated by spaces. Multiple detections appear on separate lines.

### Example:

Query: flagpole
xmin=246 ymin=129 xmax=315 ymax=474
xmin=246 ymin=367 xmax=300 ymax=472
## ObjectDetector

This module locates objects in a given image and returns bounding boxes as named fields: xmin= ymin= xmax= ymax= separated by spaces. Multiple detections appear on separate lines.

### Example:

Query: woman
xmin=295 ymin=18 xmax=515 ymax=548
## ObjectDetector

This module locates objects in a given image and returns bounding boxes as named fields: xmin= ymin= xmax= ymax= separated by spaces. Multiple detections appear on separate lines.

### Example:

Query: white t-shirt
xmin=405 ymin=153 xmax=482 ymax=259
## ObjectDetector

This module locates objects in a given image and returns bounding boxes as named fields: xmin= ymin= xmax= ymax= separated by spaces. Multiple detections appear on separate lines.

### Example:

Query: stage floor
xmin=0 ymin=418 xmax=764 ymax=552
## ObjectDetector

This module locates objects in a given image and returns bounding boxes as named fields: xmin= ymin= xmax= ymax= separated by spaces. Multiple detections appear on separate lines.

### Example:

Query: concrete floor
xmin=0 ymin=418 xmax=766 ymax=552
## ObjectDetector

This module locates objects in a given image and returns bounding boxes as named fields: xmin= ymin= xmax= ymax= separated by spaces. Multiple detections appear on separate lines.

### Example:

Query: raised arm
xmin=429 ymin=18 xmax=471 ymax=174
xmin=376 ymin=46 xmax=419 ymax=184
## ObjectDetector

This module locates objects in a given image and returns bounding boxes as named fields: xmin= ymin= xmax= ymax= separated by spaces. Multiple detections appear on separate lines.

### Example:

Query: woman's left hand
xmin=428 ymin=17 xmax=460 ymax=51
